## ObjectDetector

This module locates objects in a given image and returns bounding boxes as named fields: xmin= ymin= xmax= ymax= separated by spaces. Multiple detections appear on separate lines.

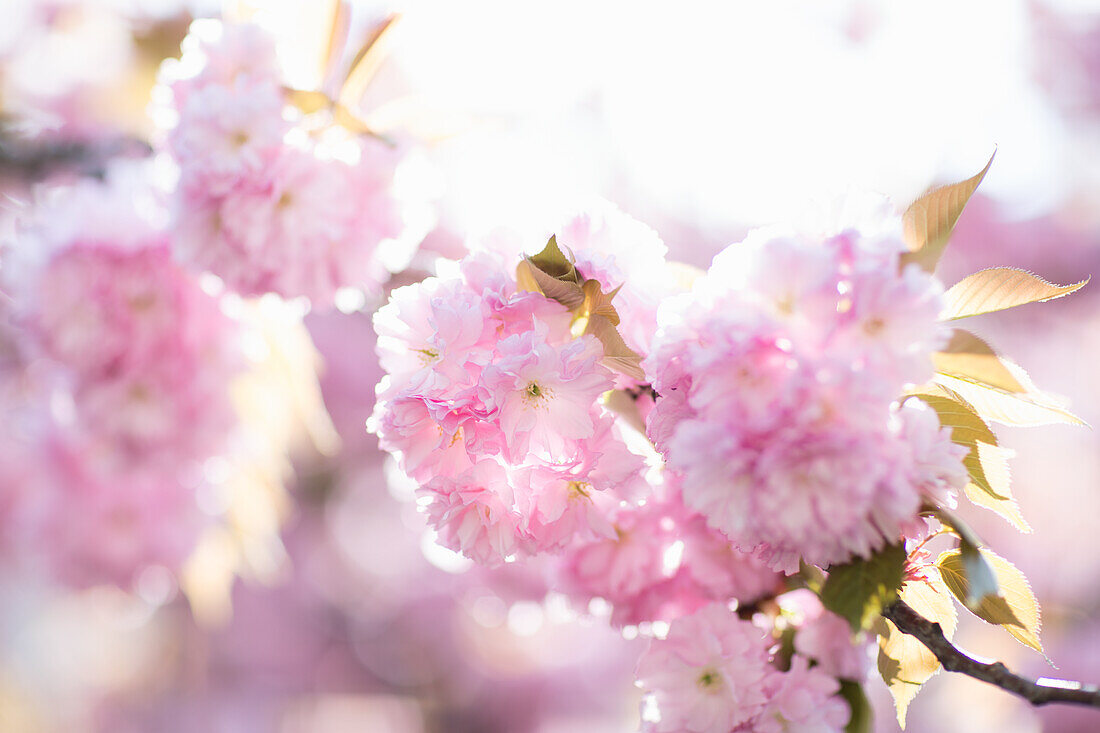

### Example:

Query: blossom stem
xmin=882 ymin=600 xmax=1100 ymax=709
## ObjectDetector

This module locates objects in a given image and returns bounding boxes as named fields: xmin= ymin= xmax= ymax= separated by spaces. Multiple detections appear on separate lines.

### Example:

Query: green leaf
xmin=900 ymin=151 xmax=995 ymax=273
xmin=838 ymin=679 xmax=873 ymax=733
xmin=931 ymin=329 xmax=1026 ymax=394
xmin=937 ymin=548 xmax=1042 ymax=652
xmin=942 ymin=268 xmax=1089 ymax=320
xmin=878 ymin=575 xmax=958 ymax=728
xmin=821 ymin=544 xmax=907 ymax=632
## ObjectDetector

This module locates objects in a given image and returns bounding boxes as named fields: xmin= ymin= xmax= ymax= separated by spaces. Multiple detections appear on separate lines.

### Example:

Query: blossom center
xmin=696 ymin=667 xmax=724 ymax=693
xmin=413 ymin=347 xmax=440 ymax=365
xmin=523 ymin=381 xmax=553 ymax=407
xmin=863 ymin=316 xmax=885 ymax=335
xmin=568 ymin=480 xmax=591 ymax=499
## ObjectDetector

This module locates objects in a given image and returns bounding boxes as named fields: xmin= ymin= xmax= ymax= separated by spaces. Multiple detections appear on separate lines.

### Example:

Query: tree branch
xmin=0 ymin=131 xmax=151 ymax=182
xmin=882 ymin=599 xmax=1100 ymax=709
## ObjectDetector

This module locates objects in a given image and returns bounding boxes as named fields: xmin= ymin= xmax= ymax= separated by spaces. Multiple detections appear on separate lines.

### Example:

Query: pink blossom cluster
xmin=158 ymin=21 xmax=409 ymax=304
xmin=371 ymin=248 xmax=652 ymax=565
xmin=635 ymin=603 xmax=851 ymax=733
xmin=559 ymin=480 xmax=782 ymax=628
xmin=645 ymin=218 xmax=968 ymax=572
xmin=0 ymin=173 xmax=238 ymax=587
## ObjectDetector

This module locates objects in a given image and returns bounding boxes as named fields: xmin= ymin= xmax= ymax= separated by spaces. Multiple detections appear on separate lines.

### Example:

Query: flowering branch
xmin=882 ymin=600 xmax=1100 ymax=709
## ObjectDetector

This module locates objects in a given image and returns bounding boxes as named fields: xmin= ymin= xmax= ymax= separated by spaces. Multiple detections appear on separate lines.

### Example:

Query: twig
xmin=882 ymin=599 xmax=1100 ymax=709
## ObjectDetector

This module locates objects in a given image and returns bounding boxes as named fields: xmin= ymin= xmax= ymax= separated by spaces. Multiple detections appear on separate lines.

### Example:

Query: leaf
xmin=581 ymin=279 xmax=622 ymax=325
xmin=964 ymin=469 xmax=1031 ymax=533
xmin=601 ymin=389 xmax=646 ymax=435
xmin=963 ymin=440 xmax=1031 ymax=533
xmin=910 ymin=392 xmax=996 ymax=447
xmin=821 ymin=544 xmax=907 ymax=632
xmin=528 ymin=235 xmax=580 ymax=283
xmin=924 ymin=504 xmax=984 ymax=551
xmin=934 ymin=372 xmax=1085 ymax=427
xmin=878 ymin=575 xmax=958 ymax=728
xmin=937 ymin=548 xmax=1042 ymax=651
xmin=910 ymin=392 xmax=1009 ymax=503
xmin=942 ymin=268 xmax=1089 ymax=320
xmin=333 ymin=103 xmax=375 ymax=135
xmin=285 ymin=88 xmax=333 ymax=115
xmin=339 ymin=14 xmax=403 ymax=110
xmin=912 ymin=394 xmax=1026 ymax=530
xmin=321 ymin=0 xmax=351 ymax=86
xmin=584 ymin=314 xmax=645 ymax=381
xmin=515 ymin=260 xmax=585 ymax=310
xmin=838 ymin=679 xmax=873 ymax=733
xmin=931 ymin=329 xmax=1026 ymax=393
xmin=518 ymin=237 xmax=642 ymax=379
xmin=900 ymin=151 xmax=995 ymax=273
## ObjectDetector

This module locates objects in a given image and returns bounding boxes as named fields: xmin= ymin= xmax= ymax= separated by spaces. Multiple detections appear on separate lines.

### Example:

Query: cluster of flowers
xmin=369 ymin=200 xmax=973 ymax=731
xmin=0 ymin=171 xmax=240 ymax=587
xmin=636 ymin=602 xmax=857 ymax=732
xmin=646 ymin=206 xmax=969 ymax=573
xmin=371 ymin=245 xmax=638 ymax=563
xmin=157 ymin=20 xmax=410 ymax=304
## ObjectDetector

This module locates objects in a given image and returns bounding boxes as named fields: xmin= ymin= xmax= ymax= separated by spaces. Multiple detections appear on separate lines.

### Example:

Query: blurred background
xmin=1 ymin=0 xmax=1099 ymax=731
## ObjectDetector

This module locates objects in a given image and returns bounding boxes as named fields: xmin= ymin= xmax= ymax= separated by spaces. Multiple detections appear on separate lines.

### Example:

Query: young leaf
xmin=910 ymin=392 xmax=1010 ymax=502
xmin=910 ymin=392 xmax=996 ymax=447
xmin=942 ymin=268 xmax=1089 ymax=320
xmin=878 ymin=575 xmax=958 ymax=728
xmin=584 ymin=314 xmax=645 ymax=381
xmin=321 ymin=0 xmax=350 ymax=87
xmin=528 ymin=235 xmax=580 ymax=283
xmin=601 ymin=389 xmax=647 ymax=435
xmin=937 ymin=548 xmax=1042 ymax=651
xmin=516 ymin=259 xmax=585 ymax=310
xmin=581 ymin=279 xmax=622 ymax=326
xmin=931 ymin=330 xmax=1026 ymax=394
xmin=338 ymin=14 xmax=402 ymax=109
xmin=900 ymin=151 xmax=995 ymax=273
xmin=821 ymin=544 xmax=907 ymax=632
xmin=838 ymin=679 xmax=873 ymax=733
xmin=333 ymin=103 xmax=385 ymax=139
xmin=285 ymin=88 xmax=333 ymax=115
xmin=934 ymin=373 xmax=1085 ymax=427
xmin=924 ymin=504 xmax=984 ymax=551
xmin=911 ymin=399 xmax=1028 ymax=531
xmin=964 ymin=468 xmax=1031 ymax=533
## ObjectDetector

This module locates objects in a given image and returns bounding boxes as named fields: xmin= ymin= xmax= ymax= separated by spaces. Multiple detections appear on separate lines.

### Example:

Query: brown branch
xmin=882 ymin=599 xmax=1100 ymax=709
xmin=0 ymin=130 xmax=151 ymax=182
